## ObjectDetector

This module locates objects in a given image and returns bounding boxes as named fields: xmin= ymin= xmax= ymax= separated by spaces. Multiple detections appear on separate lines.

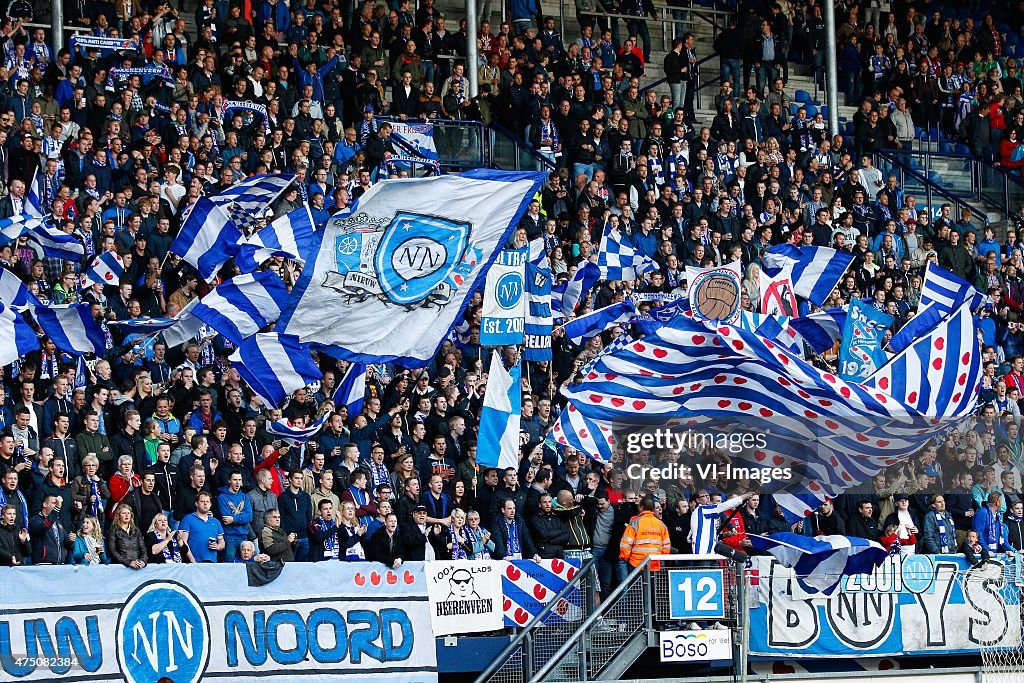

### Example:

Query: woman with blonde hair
xmin=71 ymin=515 xmax=107 ymax=565
xmin=743 ymin=262 xmax=762 ymax=312
xmin=146 ymin=513 xmax=194 ymax=564
xmin=447 ymin=508 xmax=473 ymax=559
xmin=107 ymin=503 xmax=147 ymax=569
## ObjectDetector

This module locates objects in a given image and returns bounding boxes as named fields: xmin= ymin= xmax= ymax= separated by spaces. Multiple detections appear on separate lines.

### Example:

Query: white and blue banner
xmin=0 ymin=302 xmax=38 ymax=365
xmin=0 ymin=563 xmax=437 ymax=682
xmin=105 ymin=65 xmax=173 ymax=91
xmin=68 ymin=35 xmax=138 ymax=61
xmin=523 ymin=261 xmax=552 ymax=361
xmin=332 ymin=362 xmax=367 ymax=416
xmin=219 ymin=99 xmax=271 ymax=133
xmin=277 ymin=170 xmax=545 ymax=367
xmin=189 ymin=271 xmax=288 ymax=346
xmin=35 ymin=303 xmax=109 ymax=356
xmin=480 ymin=248 xmax=527 ymax=346
xmin=562 ymin=300 xmax=637 ymax=346
xmin=838 ymin=297 xmax=893 ymax=382
xmin=762 ymin=244 xmax=854 ymax=307
xmin=749 ymin=554 xmax=1021 ymax=658
xmin=384 ymin=120 xmax=439 ymax=160
xmin=0 ymin=266 xmax=42 ymax=309
xmin=230 ymin=333 xmax=322 ymax=407
xmin=236 ymin=206 xmax=315 ymax=273
xmin=477 ymin=351 xmax=522 ymax=470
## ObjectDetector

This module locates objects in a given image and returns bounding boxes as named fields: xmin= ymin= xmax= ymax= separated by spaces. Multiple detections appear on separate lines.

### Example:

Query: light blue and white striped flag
xmin=748 ymin=533 xmax=888 ymax=596
xmin=193 ymin=173 xmax=296 ymax=233
xmin=919 ymin=262 xmax=986 ymax=311
xmin=265 ymin=413 xmax=330 ymax=445
xmin=0 ymin=268 xmax=41 ymax=310
xmin=0 ymin=302 xmax=39 ymax=365
xmin=189 ymin=271 xmax=288 ymax=346
xmin=229 ymin=333 xmax=323 ymax=407
xmin=235 ymin=205 xmax=315 ymax=273
xmin=596 ymin=223 xmax=656 ymax=282
xmin=81 ymin=251 xmax=124 ymax=288
xmin=26 ymin=169 xmax=44 ymax=218
xmin=332 ymin=362 xmax=366 ymax=416
xmin=107 ymin=317 xmax=177 ymax=332
xmin=29 ymin=222 xmax=85 ymax=261
xmin=35 ymin=303 xmax=109 ymax=356
xmin=562 ymin=300 xmax=637 ymax=345
xmin=0 ymin=214 xmax=47 ymax=246
xmin=762 ymin=244 xmax=854 ymax=307
xmin=477 ymin=351 xmax=522 ymax=470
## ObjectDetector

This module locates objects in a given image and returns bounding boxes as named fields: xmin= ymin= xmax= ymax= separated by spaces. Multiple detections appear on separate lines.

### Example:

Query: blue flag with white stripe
xmin=919 ymin=262 xmax=986 ymax=311
xmin=562 ymin=300 xmax=637 ymax=345
xmin=763 ymin=244 xmax=854 ymax=307
xmin=189 ymin=271 xmax=288 ymax=346
xmin=265 ymin=412 xmax=330 ymax=445
xmin=107 ymin=317 xmax=177 ymax=332
xmin=596 ymin=224 xmax=656 ymax=281
xmin=235 ymin=206 xmax=315 ymax=273
xmin=332 ymin=362 xmax=366 ymax=416
xmin=29 ymin=222 xmax=85 ymax=261
xmin=35 ymin=303 xmax=109 ymax=356
xmin=0 ymin=214 xmax=47 ymax=246
xmin=170 ymin=197 xmax=244 ymax=280
xmin=552 ymin=261 xmax=600 ymax=318
xmin=199 ymin=173 xmax=296 ymax=232
xmin=524 ymin=261 xmax=553 ymax=361
xmin=0 ymin=302 xmax=39 ymax=366
xmin=477 ymin=351 xmax=522 ymax=470
xmin=748 ymin=533 xmax=888 ymax=596
xmin=0 ymin=268 xmax=41 ymax=310
xmin=229 ymin=333 xmax=323 ymax=407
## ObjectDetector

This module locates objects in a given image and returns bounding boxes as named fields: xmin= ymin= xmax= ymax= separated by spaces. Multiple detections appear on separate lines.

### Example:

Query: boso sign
xmin=0 ymin=564 xmax=437 ymax=682
xmin=660 ymin=630 xmax=734 ymax=662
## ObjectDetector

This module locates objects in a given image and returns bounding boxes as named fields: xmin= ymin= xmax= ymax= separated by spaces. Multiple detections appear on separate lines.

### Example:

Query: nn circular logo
xmin=116 ymin=581 xmax=211 ymax=683
xmin=495 ymin=272 xmax=523 ymax=309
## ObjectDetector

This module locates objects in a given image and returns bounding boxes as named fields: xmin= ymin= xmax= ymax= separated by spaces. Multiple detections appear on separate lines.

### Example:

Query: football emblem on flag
xmin=689 ymin=268 xmax=741 ymax=323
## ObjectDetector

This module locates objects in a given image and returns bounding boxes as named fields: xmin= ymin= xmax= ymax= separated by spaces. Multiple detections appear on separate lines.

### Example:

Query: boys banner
xmin=277 ymin=170 xmax=545 ymax=366
xmin=838 ymin=297 xmax=893 ymax=382
xmin=480 ymin=248 xmax=527 ymax=346
xmin=749 ymin=554 xmax=1021 ymax=658
xmin=0 ymin=563 xmax=437 ymax=682
xmin=425 ymin=561 xmax=504 ymax=635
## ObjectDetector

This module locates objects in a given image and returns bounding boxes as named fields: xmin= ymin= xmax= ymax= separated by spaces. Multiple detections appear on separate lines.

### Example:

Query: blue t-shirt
xmin=179 ymin=512 xmax=224 ymax=562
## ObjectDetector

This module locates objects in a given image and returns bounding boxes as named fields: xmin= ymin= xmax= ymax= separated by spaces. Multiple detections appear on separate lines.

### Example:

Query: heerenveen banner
xmin=425 ymin=561 xmax=503 ymax=636
xmin=0 ymin=564 xmax=437 ymax=682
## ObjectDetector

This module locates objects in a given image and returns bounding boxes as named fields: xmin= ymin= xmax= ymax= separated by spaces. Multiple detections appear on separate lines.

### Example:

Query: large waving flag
xmin=235 ymin=205 xmax=315 ymax=273
xmin=762 ymin=244 xmax=854 ymax=307
xmin=159 ymin=299 xmax=205 ymax=348
xmin=748 ymin=533 xmax=888 ymax=596
xmin=553 ymin=302 xmax=981 ymax=521
xmin=29 ymin=223 xmax=85 ymax=261
xmin=0 ymin=303 xmax=39 ymax=365
xmin=0 ymin=268 xmax=41 ymax=310
xmin=596 ymin=223 xmax=656 ymax=281
xmin=230 ymin=333 xmax=322 ymax=407
xmin=0 ymin=214 xmax=47 ymax=246
xmin=277 ymin=170 xmax=546 ymax=367
xmin=788 ymin=308 xmax=845 ymax=353
xmin=552 ymin=261 xmax=600 ymax=318
xmin=477 ymin=351 xmax=522 ymax=470
xmin=562 ymin=300 xmax=637 ymax=345
xmin=81 ymin=251 xmax=125 ymax=289
xmin=170 ymin=197 xmax=245 ymax=280
xmin=35 ymin=303 xmax=109 ymax=356
xmin=189 ymin=271 xmax=288 ymax=346
xmin=189 ymin=173 xmax=296 ymax=232
xmin=889 ymin=263 xmax=985 ymax=354
xmin=332 ymin=362 xmax=367 ymax=416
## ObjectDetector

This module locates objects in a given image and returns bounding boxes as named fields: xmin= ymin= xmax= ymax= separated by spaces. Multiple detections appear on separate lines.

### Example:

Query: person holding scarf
xmin=337 ymin=500 xmax=368 ymax=561
xmin=72 ymin=455 xmax=110 ymax=523
xmin=308 ymin=499 xmax=342 ymax=561
xmin=465 ymin=510 xmax=495 ymax=560
xmin=71 ymin=515 xmax=108 ymax=565
xmin=447 ymin=508 xmax=473 ymax=559
xmin=973 ymin=491 xmax=1016 ymax=556
xmin=341 ymin=470 xmax=378 ymax=527
xmin=146 ymin=513 xmax=194 ymax=563
xmin=0 ymin=470 xmax=30 ymax=532
xmin=920 ymin=494 xmax=957 ymax=554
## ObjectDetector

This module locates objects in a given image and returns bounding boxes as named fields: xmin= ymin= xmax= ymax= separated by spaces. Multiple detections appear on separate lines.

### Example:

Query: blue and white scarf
xmin=154 ymin=529 xmax=182 ymax=563
xmin=503 ymin=518 xmax=521 ymax=558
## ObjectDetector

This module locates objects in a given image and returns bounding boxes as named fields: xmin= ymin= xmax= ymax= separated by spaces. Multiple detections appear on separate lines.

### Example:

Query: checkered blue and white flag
xmin=596 ymin=223 xmax=655 ymax=282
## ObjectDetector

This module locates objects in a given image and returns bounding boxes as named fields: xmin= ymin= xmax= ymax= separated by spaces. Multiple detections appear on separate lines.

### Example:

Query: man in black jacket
xmin=364 ymin=120 xmax=396 ymax=173
xmin=529 ymin=493 xmax=571 ymax=558
xmin=846 ymin=499 xmax=881 ymax=541
xmin=367 ymin=512 xmax=405 ymax=567
xmin=491 ymin=497 xmax=539 ymax=560
xmin=401 ymin=505 xmax=448 ymax=560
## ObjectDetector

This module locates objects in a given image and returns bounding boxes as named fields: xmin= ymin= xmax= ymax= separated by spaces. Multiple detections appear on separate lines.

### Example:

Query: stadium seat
xmin=956 ymin=143 xmax=972 ymax=155
xmin=795 ymin=90 xmax=813 ymax=104
xmin=804 ymin=104 xmax=817 ymax=117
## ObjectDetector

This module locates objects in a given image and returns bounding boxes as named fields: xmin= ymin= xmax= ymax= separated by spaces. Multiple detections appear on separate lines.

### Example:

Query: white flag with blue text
xmin=477 ymin=351 xmax=522 ymax=470
xmin=480 ymin=249 xmax=527 ymax=346
xmin=276 ymin=170 xmax=545 ymax=366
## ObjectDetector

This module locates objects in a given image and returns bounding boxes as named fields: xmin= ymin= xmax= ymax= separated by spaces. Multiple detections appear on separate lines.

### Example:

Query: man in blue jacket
xmin=278 ymin=470 xmax=313 ymax=561
xmin=218 ymin=471 xmax=253 ymax=561
xmin=973 ymin=491 xmax=1015 ymax=555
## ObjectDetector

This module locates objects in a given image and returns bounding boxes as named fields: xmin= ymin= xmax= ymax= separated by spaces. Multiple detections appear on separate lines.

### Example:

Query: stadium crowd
xmin=0 ymin=0 xmax=1022 ymax=601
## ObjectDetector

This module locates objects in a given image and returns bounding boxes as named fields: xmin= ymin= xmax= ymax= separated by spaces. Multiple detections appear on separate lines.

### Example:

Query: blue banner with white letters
xmin=480 ymin=248 xmax=527 ymax=347
xmin=0 ymin=563 xmax=437 ymax=681
xmin=749 ymin=554 xmax=1021 ymax=657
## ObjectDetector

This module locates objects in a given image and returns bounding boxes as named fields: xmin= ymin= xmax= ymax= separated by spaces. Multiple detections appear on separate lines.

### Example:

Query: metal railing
xmin=374 ymin=115 xmax=486 ymax=171
xmin=978 ymin=164 xmax=1024 ymax=225
xmin=474 ymin=557 xmax=598 ymax=683
xmin=875 ymin=150 xmax=992 ymax=230
xmin=487 ymin=122 xmax=559 ymax=172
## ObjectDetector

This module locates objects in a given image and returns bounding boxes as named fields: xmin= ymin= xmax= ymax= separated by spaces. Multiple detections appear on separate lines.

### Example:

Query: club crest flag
xmin=838 ymin=297 xmax=894 ymax=382
xmin=686 ymin=260 xmax=742 ymax=324
xmin=277 ymin=170 xmax=545 ymax=366
xmin=480 ymin=248 xmax=527 ymax=346
xmin=760 ymin=266 xmax=798 ymax=317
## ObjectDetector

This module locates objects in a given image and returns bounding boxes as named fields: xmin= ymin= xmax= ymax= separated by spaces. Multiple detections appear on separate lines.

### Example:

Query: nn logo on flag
xmin=324 ymin=211 xmax=479 ymax=309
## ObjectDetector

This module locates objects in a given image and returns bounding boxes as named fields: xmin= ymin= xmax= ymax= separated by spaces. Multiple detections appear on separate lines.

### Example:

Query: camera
xmin=714 ymin=541 xmax=748 ymax=564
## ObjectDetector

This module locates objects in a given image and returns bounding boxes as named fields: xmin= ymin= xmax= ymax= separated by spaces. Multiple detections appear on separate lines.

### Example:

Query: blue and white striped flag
xmin=81 ymin=251 xmax=124 ymax=288
xmin=596 ymin=224 xmax=656 ymax=282
xmin=265 ymin=412 xmax=330 ymax=445
xmin=919 ymin=262 xmax=986 ymax=311
xmin=332 ymin=362 xmax=366 ymax=416
xmin=26 ymin=169 xmax=44 ymax=218
xmin=35 ymin=303 xmax=109 ymax=356
xmin=552 ymin=261 xmax=600 ymax=318
xmin=0 ymin=214 xmax=47 ymax=246
xmin=229 ymin=333 xmax=322 ymax=407
xmin=748 ymin=533 xmax=888 ymax=596
xmin=235 ymin=205 xmax=315 ymax=273
xmin=562 ymin=300 xmax=637 ymax=345
xmin=107 ymin=317 xmax=177 ymax=331
xmin=0 ymin=302 xmax=39 ymax=365
xmin=29 ymin=222 xmax=85 ymax=261
xmin=170 ymin=197 xmax=244 ymax=281
xmin=159 ymin=299 xmax=205 ymax=348
xmin=189 ymin=271 xmax=287 ymax=346
xmin=762 ymin=244 xmax=854 ymax=307
xmin=193 ymin=173 xmax=296 ymax=233
xmin=789 ymin=309 xmax=845 ymax=353
xmin=0 ymin=268 xmax=41 ymax=310
xmin=477 ymin=351 xmax=522 ymax=470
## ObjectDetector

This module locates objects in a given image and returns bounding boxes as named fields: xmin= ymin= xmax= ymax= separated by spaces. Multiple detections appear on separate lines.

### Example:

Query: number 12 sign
xmin=668 ymin=569 xmax=725 ymax=620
